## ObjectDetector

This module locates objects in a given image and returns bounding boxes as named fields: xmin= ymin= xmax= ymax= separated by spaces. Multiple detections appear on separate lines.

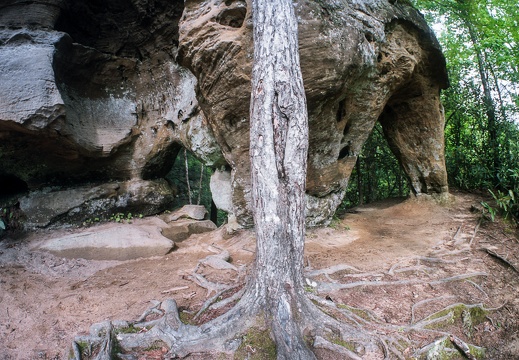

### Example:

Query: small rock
xmin=161 ymin=219 xmax=217 ymax=243
xmin=161 ymin=205 xmax=208 ymax=222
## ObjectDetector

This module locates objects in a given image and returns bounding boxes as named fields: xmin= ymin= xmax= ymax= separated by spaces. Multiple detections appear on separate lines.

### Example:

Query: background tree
xmin=408 ymin=0 xmax=519 ymax=221
xmin=412 ymin=0 xmax=519 ymax=190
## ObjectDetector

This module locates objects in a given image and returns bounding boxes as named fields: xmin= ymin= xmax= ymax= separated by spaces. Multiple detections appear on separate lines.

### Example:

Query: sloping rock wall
xmin=0 ymin=0 xmax=223 ymax=226
xmin=0 ymin=0 xmax=449 ymax=229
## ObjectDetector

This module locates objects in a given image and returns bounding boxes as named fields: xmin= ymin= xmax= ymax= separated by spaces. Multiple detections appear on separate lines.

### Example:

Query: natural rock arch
xmin=178 ymin=0 xmax=449 ymax=227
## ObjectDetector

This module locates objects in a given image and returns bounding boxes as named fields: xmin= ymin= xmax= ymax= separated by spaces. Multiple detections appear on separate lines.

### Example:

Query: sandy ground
xmin=0 ymin=191 xmax=518 ymax=359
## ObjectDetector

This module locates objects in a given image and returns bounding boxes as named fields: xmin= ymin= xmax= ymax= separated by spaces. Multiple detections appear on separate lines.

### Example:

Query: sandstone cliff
xmin=0 ymin=0 xmax=448 ymax=229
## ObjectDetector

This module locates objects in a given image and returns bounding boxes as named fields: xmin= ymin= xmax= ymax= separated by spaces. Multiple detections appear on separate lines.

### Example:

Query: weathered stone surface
xmin=161 ymin=204 xmax=208 ymax=222
xmin=0 ymin=0 xmax=224 ymax=227
xmin=0 ymin=29 xmax=66 ymax=131
xmin=1 ymin=0 xmax=449 ymax=229
xmin=161 ymin=219 xmax=217 ymax=242
xmin=19 ymin=179 xmax=175 ymax=228
xmin=36 ymin=224 xmax=175 ymax=260
xmin=178 ymin=0 xmax=449 ymax=226
xmin=210 ymin=169 xmax=233 ymax=214
xmin=19 ymin=183 xmax=119 ymax=228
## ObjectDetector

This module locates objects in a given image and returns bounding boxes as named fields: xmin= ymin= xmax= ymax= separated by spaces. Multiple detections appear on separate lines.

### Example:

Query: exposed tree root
xmin=193 ymin=285 xmax=244 ymax=319
xmin=71 ymin=222 xmax=497 ymax=359
xmin=198 ymin=246 xmax=238 ymax=271
xmin=450 ymin=334 xmax=477 ymax=360
xmin=469 ymin=218 xmax=482 ymax=247
xmin=315 ymin=271 xmax=487 ymax=292
xmin=411 ymin=295 xmax=456 ymax=324
xmin=71 ymin=264 xmax=493 ymax=360
xmin=482 ymin=247 xmax=519 ymax=273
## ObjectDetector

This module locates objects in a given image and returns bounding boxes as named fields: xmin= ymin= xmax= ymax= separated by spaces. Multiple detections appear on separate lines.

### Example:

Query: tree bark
xmin=248 ymin=0 xmax=313 ymax=358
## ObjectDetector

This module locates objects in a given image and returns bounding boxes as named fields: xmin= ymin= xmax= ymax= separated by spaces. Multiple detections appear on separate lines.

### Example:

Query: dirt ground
xmin=0 ymin=191 xmax=518 ymax=359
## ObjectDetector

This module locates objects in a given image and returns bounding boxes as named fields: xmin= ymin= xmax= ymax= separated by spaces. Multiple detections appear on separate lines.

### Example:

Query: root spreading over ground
xmin=1 ymin=192 xmax=518 ymax=359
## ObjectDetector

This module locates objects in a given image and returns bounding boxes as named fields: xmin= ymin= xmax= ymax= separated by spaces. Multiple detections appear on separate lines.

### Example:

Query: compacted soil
xmin=0 ymin=191 xmax=518 ymax=359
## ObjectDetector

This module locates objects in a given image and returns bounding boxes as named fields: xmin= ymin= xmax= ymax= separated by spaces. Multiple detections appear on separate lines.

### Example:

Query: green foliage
xmin=340 ymin=123 xmax=409 ymax=209
xmin=411 ymin=0 xmax=519 ymax=195
xmin=0 ymin=205 xmax=20 ymax=232
xmin=481 ymin=170 xmax=519 ymax=223
xmin=110 ymin=212 xmax=135 ymax=223
xmin=166 ymin=150 xmax=226 ymax=225
xmin=235 ymin=327 xmax=277 ymax=360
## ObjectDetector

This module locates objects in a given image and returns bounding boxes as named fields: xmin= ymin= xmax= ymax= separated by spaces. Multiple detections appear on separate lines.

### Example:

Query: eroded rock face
xmin=178 ymin=0 xmax=449 ymax=226
xmin=0 ymin=0 xmax=449 ymax=229
xmin=0 ymin=0 xmax=224 ymax=227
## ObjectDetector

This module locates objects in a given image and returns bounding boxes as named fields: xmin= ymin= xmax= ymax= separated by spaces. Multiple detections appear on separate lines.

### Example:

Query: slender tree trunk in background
xmin=248 ymin=0 xmax=314 ymax=357
xmin=464 ymin=18 xmax=501 ymax=186
xmin=453 ymin=114 xmax=462 ymax=184
xmin=356 ymin=158 xmax=364 ymax=205
xmin=197 ymin=164 xmax=204 ymax=205
xmin=184 ymin=148 xmax=192 ymax=204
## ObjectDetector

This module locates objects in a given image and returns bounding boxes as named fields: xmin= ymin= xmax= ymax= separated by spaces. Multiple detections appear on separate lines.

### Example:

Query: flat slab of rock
xmin=35 ymin=224 xmax=175 ymax=261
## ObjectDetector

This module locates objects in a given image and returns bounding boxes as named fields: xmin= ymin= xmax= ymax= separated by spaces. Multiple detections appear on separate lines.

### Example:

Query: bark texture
xmin=248 ymin=0 xmax=313 ymax=357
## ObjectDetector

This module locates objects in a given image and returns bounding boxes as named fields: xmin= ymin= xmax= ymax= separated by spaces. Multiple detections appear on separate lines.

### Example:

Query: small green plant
xmin=0 ymin=206 xmax=20 ymax=231
xmin=179 ymin=311 xmax=196 ymax=325
xmin=482 ymin=187 xmax=519 ymax=224
xmin=481 ymin=200 xmax=497 ymax=221
xmin=304 ymin=285 xmax=316 ymax=293
xmin=329 ymin=214 xmax=341 ymax=229
xmin=109 ymin=212 xmax=139 ymax=223
xmin=235 ymin=327 xmax=276 ymax=360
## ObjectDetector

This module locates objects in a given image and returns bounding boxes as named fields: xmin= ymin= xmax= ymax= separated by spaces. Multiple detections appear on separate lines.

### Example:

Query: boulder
xmin=36 ymin=224 xmax=175 ymax=261
xmin=178 ymin=0 xmax=449 ymax=226
xmin=19 ymin=179 xmax=176 ymax=229
xmin=161 ymin=205 xmax=208 ymax=222
xmin=161 ymin=219 xmax=217 ymax=243
xmin=210 ymin=169 xmax=233 ymax=214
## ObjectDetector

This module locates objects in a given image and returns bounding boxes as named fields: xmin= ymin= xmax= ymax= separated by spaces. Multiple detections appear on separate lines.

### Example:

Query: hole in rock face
xmin=0 ymin=174 xmax=28 ymax=199
xmin=336 ymin=99 xmax=347 ymax=123
xmin=142 ymin=143 xmax=183 ymax=180
xmin=338 ymin=144 xmax=352 ymax=160
xmin=216 ymin=4 xmax=247 ymax=28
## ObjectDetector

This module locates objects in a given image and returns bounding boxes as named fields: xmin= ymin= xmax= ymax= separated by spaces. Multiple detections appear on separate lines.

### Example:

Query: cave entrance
xmin=342 ymin=121 xmax=409 ymax=208
xmin=165 ymin=149 xmax=225 ymax=226
xmin=0 ymin=174 xmax=28 ymax=201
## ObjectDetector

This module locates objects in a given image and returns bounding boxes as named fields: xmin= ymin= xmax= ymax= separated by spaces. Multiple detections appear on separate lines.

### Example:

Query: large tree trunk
xmin=248 ymin=0 xmax=313 ymax=358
